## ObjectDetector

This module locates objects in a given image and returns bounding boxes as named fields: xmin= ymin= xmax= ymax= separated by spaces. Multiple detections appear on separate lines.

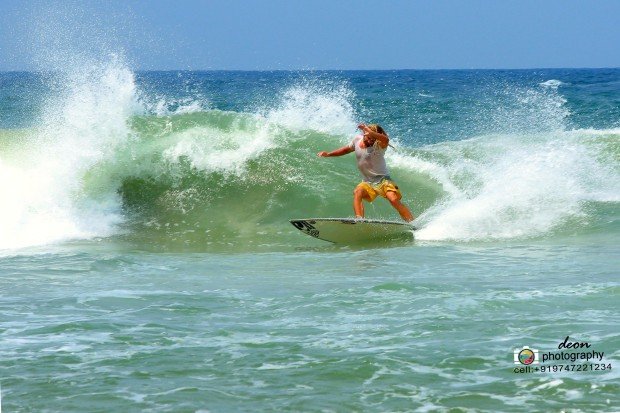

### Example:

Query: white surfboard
xmin=290 ymin=218 xmax=416 ymax=244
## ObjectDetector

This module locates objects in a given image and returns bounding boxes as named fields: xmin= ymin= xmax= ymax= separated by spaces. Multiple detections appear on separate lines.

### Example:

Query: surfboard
xmin=290 ymin=218 xmax=415 ymax=244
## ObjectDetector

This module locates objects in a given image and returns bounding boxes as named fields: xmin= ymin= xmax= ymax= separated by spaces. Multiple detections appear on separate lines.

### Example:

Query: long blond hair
xmin=367 ymin=123 xmax=396 ymax=150
xmin=367 ymin=124 xmax=387 ymax=136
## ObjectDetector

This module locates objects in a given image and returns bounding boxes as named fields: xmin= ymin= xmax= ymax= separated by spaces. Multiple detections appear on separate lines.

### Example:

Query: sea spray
xmin=468 ymin=80 xmax=570 ymax=136
xmin=395 ymin=130 xmax=620 ymax=241
xmin=384 ymin=79 xmax=617 ymax=241
xmin=0 ymin=58 xmax=139 ymax=249
xmin=263 ymin=80 xmax=357 ymax=137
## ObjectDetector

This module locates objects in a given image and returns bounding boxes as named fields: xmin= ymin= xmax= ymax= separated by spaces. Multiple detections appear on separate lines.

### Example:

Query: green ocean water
xmin=2 ymin=242 xmax=618 ymax=412
xmin=1 ymin=63 xmax=619 ymax=412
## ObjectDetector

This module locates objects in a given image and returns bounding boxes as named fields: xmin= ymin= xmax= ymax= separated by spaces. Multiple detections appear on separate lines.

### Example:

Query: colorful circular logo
xmin=518 ymin=348 xmax=536 ymax=365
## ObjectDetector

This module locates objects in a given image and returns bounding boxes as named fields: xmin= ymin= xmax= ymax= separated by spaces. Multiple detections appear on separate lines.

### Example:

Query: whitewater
xmin=0 ymin=62 xmax=618 ymax=251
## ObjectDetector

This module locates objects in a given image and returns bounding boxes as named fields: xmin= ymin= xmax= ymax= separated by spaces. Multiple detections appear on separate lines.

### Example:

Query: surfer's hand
xmin=357 ymin=123 xmax=368 ymax=131
xmin=317 ymin=151 xmax=329 ymax=157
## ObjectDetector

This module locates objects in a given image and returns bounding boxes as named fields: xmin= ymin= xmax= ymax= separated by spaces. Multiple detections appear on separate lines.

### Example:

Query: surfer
xmin=318 ymin=123 xmax=414 ymax=222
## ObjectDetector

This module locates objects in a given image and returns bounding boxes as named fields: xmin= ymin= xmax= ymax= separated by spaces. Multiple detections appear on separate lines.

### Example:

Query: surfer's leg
xmin=353 ymin=186 xmax=371 ymax=218
xmin=386 ymin=191 xmax=414 ymax=222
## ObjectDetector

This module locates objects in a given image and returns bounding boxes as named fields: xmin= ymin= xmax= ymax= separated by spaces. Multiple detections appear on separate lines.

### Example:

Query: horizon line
xmin=1 ymin=66 xmax=619 ymax=73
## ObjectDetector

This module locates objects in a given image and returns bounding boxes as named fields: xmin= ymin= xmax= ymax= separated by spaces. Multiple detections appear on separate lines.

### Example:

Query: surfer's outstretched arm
xmin=317 ymin=146 xmax=354 ymax=157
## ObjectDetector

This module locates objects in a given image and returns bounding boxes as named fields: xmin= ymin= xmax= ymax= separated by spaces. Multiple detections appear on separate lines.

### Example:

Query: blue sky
xmin=1 ymin=0 xmax=619 ymax=70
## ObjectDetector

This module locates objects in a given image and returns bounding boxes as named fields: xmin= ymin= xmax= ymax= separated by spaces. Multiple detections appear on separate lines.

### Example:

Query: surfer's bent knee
xmin=353 ymin=186 xmax=371 ymax=202
xmin=386 ymin=190 xmax=402 ymax=204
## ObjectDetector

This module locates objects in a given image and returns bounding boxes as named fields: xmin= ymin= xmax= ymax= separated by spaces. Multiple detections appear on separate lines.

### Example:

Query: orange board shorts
xmin=355 ymin=179 xmax=402 ymax=202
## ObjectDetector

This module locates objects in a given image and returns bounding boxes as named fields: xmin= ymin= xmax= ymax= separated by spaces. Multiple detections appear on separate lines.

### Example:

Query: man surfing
xmin=318 ymin=123 xmax=414 ymax=222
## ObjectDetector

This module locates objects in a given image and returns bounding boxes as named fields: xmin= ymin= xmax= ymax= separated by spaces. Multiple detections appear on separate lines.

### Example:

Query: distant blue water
xmin=0 ymin=66 xmax=618 ymax=411
xmin=4 ymin=69 xmax=620 ymax=135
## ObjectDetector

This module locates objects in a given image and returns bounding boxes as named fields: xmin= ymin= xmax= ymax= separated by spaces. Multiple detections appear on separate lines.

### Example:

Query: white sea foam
xmin=385 ymin=80 xmax=618 ymax=242
xmin=263 ymin=81 xmax=357 ymax=137
xmin=160 ymin=81 xmax=358 ymax=177
xmin=161 ymin=117 xmax=275 ymax=176
xmin=0 ymin=57 xmax=138 ymax=249
xmin=540 ymin=79 xmax=564 ymax=89
xmin=473 ymin=84 xmax=570 ymax=134
xmin=396 ymin=129 xmax=620 ymax=241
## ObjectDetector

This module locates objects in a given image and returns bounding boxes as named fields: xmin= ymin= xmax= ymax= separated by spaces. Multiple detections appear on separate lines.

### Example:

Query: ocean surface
xmin=0 ymin=64 xmax=619 ymax=412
